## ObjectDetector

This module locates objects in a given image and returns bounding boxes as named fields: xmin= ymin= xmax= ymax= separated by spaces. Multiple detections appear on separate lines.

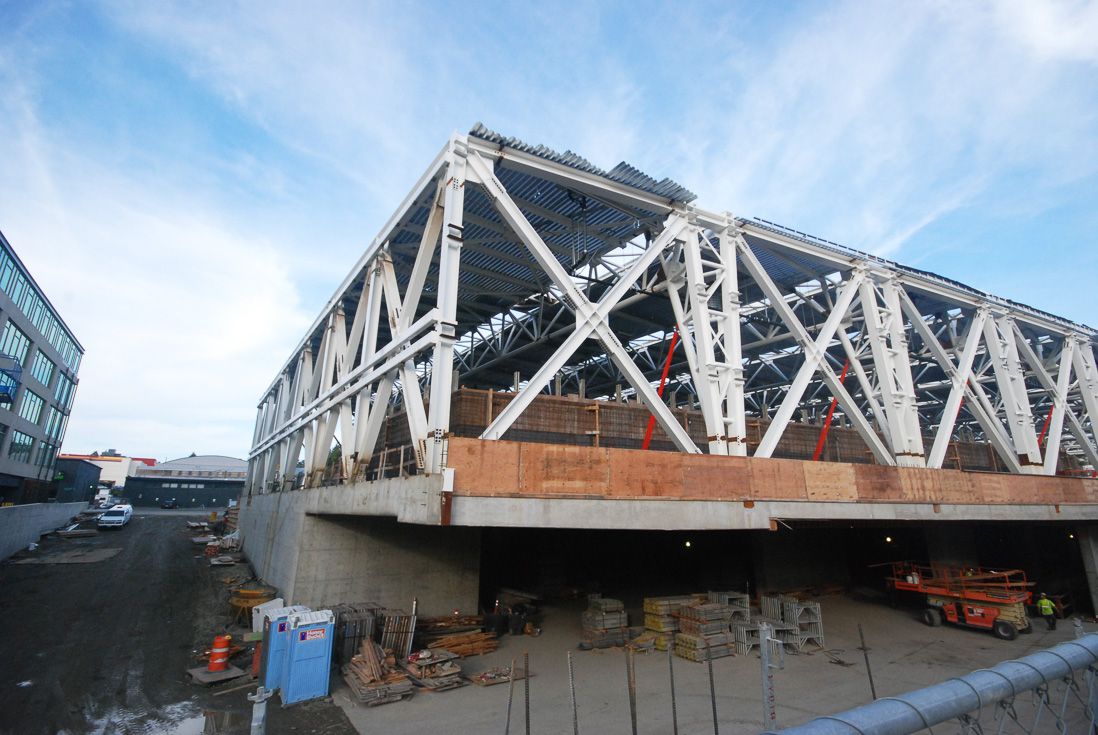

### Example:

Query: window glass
xmin=18 ymin=390 xmax=44 ymax=424
xmin=30 ymin=350 xmax=55 ymax=386
xmin=7 ymin=430 xmax=33 ymax=463
xmin=0 ymin=321 xmax=31 ymax=364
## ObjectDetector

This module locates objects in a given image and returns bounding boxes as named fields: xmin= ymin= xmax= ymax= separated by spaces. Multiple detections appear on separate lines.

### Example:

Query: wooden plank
xmin=898 ymin=468 xmax=943 ymax=503
xmin=803 ymin=462 xmax=858 ymax=501
xmin=748 ymin=458 xmax=808 ymax=500
xmin=937 ymin=469 xmax=981 ymax=503
xmin=682 ymin=454 xmax=750 ymax=500
xmin=608 ymin=449 xmax=684 ymax=497
xmin=519 ymin=444 xmax=609 ymax=495
xmin=448 ymin=438 xmax=519 ymax=495
xmin=853 ymin=464 xmax=903 ymax=501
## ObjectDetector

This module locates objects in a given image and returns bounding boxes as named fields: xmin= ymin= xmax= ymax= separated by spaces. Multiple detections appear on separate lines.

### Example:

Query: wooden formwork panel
xmin=803 ymin=462 xmax=858 ymax=501
xmin=1084 ymin=479 xmax=1098 ymax=503
xmin=854 ymin=464 xmax=903 ymax=501
xmin=898 ymin=468 xmax=944 ymax=503
xmin=937 ymin=469 xmax=981 ymax=503
xmin=519 ymin=444 xmax=609 ymax=495
xmin=607 ymin=449 xmax=684 ymax=497
xmin=1037 ymin=475 xmax=1085 ymax=503
xmin=749 ymin=458 xmax=808 ymax=500
xmin=682 ymin=454 xmax=751 ymax=500
xmin=448 ymin=438 xmax=520 ymax=495
xmin=974 ymin=473 xmax=1013 ymax=503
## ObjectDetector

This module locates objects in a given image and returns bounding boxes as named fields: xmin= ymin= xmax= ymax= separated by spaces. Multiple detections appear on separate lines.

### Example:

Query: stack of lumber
xmin=581 ymin=596 xmax=627 ymax=648
xmin=674 ymin=631 xmax=735 ymax=662
xmin=643 ymin=594 xmax=704 ymax=650
xmin=416 ymin=615 xmax=484 ymax=647
xmin=426 ymin=631 xmax=498 ymax=658
xmin=678 ymin=601 xmax=734 ymax=636
xmin=224 ymin=506 xmax=239 ymax=533
xmin=342 ymin=640 xmax=415 ymax=706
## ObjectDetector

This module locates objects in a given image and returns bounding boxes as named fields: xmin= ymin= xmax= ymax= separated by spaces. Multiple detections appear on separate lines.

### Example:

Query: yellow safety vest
xmin=1038 ymin=598 xmax=1055 ymax=615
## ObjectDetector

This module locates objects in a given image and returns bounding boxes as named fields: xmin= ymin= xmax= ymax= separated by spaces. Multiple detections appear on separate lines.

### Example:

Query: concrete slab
xmin=330 ymin=593 xmax=1091 ymax=734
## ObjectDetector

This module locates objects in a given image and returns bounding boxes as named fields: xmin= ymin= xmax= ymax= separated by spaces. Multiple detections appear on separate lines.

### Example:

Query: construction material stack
xmin=675 ymin=600 xmax=735 ymax=662
xmin=399 ymin=649 xmax=466 ymax=691
xmin=379 ymin=608 xmax=417 ymax=659
xmin=582 ymin=595 xmax=628 ymax=648
xmin=330 ymin=602 xmax=379 ymax=669
xmin=776 ymin=595 xmax=824 ymax=651
xmin=643 ymin=594 xmax=704 ymax=650
xmin=343 ymin=639 xmax=416 ymax=706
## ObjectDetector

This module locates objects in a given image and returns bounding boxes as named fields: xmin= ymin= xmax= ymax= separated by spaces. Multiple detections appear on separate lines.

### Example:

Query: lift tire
xmin=922 ymin=608 xmax=943 ymax=627
xmin=993 ymin=619 xmax=1019 ymax=640
xmin=1019 ymin=617 xmax=1034 ymax=634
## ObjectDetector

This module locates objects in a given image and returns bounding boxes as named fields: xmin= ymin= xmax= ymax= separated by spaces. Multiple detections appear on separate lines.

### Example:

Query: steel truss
xmin=247 ymin=127 xmax=1098 ymax=493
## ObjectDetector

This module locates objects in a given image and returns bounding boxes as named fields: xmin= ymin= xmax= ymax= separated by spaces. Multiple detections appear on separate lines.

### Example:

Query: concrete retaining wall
xmin=239 ymin=484 xmax=480 ymax=615
xmin=0 ymin=502 xmax=87 ymax=560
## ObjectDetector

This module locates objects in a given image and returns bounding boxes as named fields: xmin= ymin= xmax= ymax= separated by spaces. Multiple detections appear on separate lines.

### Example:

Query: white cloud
xmin=0 ymin=94 xmax=310 ymax=459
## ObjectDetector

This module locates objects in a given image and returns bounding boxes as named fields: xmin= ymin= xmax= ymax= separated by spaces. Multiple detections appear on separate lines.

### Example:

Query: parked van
xmin=97 ymin=504 xmax=133 ymax=529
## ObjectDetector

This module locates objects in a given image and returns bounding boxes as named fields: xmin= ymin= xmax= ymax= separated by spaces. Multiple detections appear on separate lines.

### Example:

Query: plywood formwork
xmin=445 ymin=437 xmax=1096 ymax=508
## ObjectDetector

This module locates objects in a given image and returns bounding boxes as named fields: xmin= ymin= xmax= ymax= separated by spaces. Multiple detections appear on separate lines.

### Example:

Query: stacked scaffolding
xmin=379 ymin=609 xmax=417 ymax=659
xmin=331 ymin=602 xmax=380 ymax=668
xmin=777 ymin=595 xmax=825 ymax=651
xmin=582 ymin=595 xmax=628 ymax=647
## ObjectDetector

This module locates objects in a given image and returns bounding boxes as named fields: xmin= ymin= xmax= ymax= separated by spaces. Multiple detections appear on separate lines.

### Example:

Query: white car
xmin=97 ymin=504 xmax=133 ymax=529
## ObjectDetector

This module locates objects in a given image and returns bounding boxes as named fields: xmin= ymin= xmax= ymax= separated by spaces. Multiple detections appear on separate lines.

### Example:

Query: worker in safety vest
xmin=1037 ymin=593 xmax=1057 ymax=630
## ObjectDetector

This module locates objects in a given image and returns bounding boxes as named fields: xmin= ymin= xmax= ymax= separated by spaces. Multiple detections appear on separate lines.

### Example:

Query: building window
xmin=18 ymin=390 xmax=44 ymax=424
xmin=162 ymin=482 xmax=170 ymax=488
xmin=43 ymin=407 xmax=65 ymax=439
xmin=197 ymin=483 xmax=204 ymax=489
xmin=30 ymin=350 xmax=55 ymax=387
xmin=34 ymin=442 xmax=57 ymax=468
xmin=8 ymin=430 xmax=33 ymax=463
xmin=54 ymin=373 xmax=75 ymax=410
xmin=0 ymin=322 xmax=30 ymax=365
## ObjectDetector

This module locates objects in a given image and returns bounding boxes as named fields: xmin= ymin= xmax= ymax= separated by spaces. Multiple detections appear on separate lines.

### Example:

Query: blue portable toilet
xmin=281 ymin=609 xmax=335 ymax=706
xmin=259 ymin=605 xmax=310 ymax=692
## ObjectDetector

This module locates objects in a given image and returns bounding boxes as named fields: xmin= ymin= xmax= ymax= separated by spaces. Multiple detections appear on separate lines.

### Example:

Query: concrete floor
xmin=332 ymin=594 xmax=1089 ymax=734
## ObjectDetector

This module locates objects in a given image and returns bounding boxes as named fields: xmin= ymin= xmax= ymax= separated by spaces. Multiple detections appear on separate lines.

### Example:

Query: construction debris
xmin=343 ymin=640 xmax=415 ymax=706
xmin=466 ymin=666 xmax=530 ymax=687
xmin=399 ymin=649 xmax=467 ymax=691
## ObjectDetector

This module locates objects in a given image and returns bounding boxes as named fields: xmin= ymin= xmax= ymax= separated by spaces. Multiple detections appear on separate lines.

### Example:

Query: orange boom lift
xmin=887 ymin=561 xmax=1034 ymax=640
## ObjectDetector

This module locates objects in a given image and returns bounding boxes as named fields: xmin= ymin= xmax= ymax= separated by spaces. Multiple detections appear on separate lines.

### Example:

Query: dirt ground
xmin=0 ymin=509 xmax=354 ymax=735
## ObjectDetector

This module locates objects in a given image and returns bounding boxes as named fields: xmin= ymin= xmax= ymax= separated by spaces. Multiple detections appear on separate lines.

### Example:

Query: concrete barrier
xmin=0 ymin=502 xmax=88 ymax=560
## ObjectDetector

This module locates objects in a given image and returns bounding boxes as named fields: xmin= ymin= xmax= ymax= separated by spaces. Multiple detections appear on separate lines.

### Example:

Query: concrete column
xmin=1078 ymin=526 xmax=1098 ymax=617
xmin=924 ymin=525 xmax=978 ymax=568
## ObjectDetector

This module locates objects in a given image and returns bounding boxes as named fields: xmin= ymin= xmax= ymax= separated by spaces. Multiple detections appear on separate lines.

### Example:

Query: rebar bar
xmin=627 ymin=646 xmax=638 ymax=735
xmin=568 ymin=651 xmax=579 ymax=735
xmin=708 ymin=642 xmax=719 ymax=735
xmin=524 ymin=651 xmax=531 ymax=735
xmin=668 ymin=645 xmax=679 ymax=735
xmin=505 ymin=657 xmax=515 ymax=735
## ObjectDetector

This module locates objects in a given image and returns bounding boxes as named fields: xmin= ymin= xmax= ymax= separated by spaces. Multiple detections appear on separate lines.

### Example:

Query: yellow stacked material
xmin=644 ymin=614 xmax=677 ymax=632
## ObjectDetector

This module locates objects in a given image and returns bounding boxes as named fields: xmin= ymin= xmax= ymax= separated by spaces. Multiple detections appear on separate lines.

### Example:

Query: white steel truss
xmin=246 ymin=127 xmax=1098 ymax=495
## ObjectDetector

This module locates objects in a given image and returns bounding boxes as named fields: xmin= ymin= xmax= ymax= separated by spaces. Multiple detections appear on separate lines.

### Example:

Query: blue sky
xmin=1 ymin=0 xmax=1096 ymax=461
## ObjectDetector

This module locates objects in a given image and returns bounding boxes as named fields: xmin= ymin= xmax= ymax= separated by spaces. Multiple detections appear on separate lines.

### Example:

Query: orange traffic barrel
xmin=208 ymin=635 xmax=231 ymax=672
